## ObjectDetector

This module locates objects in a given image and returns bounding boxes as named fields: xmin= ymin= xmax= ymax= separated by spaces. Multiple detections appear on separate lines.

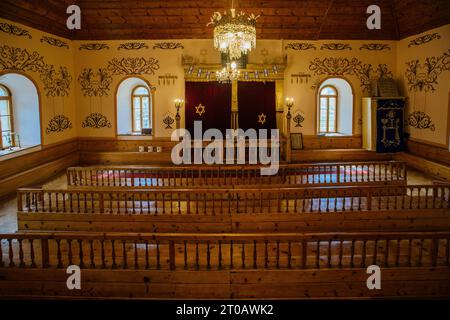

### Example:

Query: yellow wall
xmin=74 ymin=37 xmax=397 ymax=138
xmin=1 ymin=17 xmax=449 ymax=148
xmin=283 ymin=39 xmax=397 ymax=136
xmin=0 ymin=18 xmax=77 ymax=146
xmin=397 ymin=24 xmax=450 ymax=149
xmin=73 ymin=39 xmax=185 ymax=138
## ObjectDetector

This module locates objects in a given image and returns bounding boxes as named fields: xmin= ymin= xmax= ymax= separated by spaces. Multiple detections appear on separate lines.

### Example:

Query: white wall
xmin=0 ymin=73 xmax=41 ymax=147
xmin=116 ymin=77 xmax=150 ymax=135
xmin=319 ymin=78 xmax=353 ymax=135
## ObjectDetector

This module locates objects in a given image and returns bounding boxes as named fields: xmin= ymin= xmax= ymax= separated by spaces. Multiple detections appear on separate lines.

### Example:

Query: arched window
xmin=0 ymin=84 xmax=14 ymax=149
xmin=318 ymin=85 xmax=337 ymax=133
xmin=0 ymin=73 xmax=41 ymax=153
xmin=131 ymin=85 xmax=151 ymax=133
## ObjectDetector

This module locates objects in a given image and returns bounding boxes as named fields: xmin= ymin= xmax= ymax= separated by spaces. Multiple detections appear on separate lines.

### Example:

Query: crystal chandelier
xmin=208 ymin=1 xmax=259 ymax=60
xmin=216 ymin=61 xmax=240 ymax=83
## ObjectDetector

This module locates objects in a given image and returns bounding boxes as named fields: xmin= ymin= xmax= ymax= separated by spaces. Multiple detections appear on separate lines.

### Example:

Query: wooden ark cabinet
xmin=362 ymin=97 xmax=406 ymax=153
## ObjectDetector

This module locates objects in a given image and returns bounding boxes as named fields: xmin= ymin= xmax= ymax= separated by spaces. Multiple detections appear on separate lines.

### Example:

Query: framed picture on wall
xmin=291 ymin=133 xmax=304 ymax=150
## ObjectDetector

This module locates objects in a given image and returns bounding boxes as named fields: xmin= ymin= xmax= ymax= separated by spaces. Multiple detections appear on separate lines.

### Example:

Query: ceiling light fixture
xmin=208 ymin=0 xmax=259 ymax=60
xmin=215 ymin=61 xmax=240 ymax=83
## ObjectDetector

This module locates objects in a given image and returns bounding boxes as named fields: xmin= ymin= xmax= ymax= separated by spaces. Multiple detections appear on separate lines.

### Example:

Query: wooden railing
xmin=66 ymin=161 xmax=407 ymax=188
xmin=1 ymin=232 xmax=449 ymax=270
xmin=17 ymin=185 xmax=450 ymax=215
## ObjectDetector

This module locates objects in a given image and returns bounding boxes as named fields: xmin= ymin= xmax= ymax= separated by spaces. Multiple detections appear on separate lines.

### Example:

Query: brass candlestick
xmin=174 ymin=98 xmax=184 ymax=129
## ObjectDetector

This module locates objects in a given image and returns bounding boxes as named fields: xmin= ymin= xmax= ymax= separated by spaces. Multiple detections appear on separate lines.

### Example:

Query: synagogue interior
xmin=0 ymin=0 xmax=449 ymax=300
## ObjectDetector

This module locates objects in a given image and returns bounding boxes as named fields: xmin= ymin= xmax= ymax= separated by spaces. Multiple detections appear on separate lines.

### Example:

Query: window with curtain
xmin=319 ymin=85 xmax=338 ymax=133
xmin=0 ymin=84 xmax=14 ymax=149
xmin=131 ymin=85 xmax=151 ymax=133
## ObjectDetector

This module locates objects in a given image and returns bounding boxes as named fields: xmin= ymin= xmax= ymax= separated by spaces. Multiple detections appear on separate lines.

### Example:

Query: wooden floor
xmin=1 ymin=166 xmax=449 ymax=299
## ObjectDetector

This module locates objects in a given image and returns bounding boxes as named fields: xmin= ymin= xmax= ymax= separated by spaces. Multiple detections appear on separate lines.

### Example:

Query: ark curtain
xmin=185 ymin=81 xmax=231 ymax=135
xmin=376 ymin=99 xmax=405 ymax=153
xmin=237 ymin=81 xmax=277 ymax=131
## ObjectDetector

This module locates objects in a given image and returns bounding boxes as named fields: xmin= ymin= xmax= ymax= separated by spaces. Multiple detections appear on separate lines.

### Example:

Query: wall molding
xmin=0 ymin=138 xmax=79 ymax=198
xmin=405 ymin=138 xmax=450 ymax=166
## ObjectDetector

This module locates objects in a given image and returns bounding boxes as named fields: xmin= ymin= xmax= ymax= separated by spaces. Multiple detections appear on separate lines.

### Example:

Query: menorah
xmin=163 ymin=115 xmax=175 ymax=129
xmin=293 ymin=113 xmax=305 ymax=127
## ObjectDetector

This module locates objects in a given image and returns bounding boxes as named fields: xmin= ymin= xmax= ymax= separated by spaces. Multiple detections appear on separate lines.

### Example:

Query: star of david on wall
xmin=195 ymin=104 xmax=206 ymax=116
xmin=257 ymin=113 xmax=267 ymax=125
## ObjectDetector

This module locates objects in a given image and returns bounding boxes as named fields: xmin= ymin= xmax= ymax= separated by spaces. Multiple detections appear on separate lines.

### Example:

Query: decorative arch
xmin=315 ymin=76 xmax=355 ymax=135
xmin=114 ymin=75 xmax=155 ymax=136
xmin=0 ymin=70 xmax=43 ymax=150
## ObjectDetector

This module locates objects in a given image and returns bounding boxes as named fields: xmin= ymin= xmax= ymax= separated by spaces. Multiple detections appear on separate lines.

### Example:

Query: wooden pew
xmin=1 ymin=231 xmax=449 ymax=299
xmin=66 ymin=161 xmax=407 ymax=188
xmin=17 ymin=185 xmax=450 ymax=232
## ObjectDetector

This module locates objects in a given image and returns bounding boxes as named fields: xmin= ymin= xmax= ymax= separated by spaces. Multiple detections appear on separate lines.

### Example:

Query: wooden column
xmin=286 ymin=105 xmax=292 ymax=163
xmin=231 ymin=80 xmax=238 ymax=129
xmin=275 ymin=80 xmax=284 ymax=130
xmin=175 ymin=106 xmax=181 ymax=130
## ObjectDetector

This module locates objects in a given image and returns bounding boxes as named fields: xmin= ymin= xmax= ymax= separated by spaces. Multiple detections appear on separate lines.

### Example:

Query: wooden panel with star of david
xmin=185 ymin=81 xmax=231 ymax=136
xmin=237 ymin=81 xmax=277 ymax=131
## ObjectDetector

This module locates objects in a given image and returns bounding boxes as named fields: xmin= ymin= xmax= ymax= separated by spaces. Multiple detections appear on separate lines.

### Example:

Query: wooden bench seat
xmin=66 ymin=161 xmax=407 ymax=188
xmin=16 ymin=185 xmax=450 ymax=232
xmin=1 ymin=231 xmax=449 ymax=299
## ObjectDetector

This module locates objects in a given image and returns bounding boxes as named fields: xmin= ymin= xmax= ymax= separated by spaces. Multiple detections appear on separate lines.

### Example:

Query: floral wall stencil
xmin=107 ymin=57 xmax=160 ymax=75
xmin=79 ymin=43 xmax=110 ymax=51
xmin=46 ymin=115 xmax=72 ymax=134
xmin=407 ymin=111 xmax=435 ymax=131
xmin=405 ymin=50 xmax=450 ymax=92
xmin=153 ymin=42 xmax=184 ymax=50
xmin=309 ymin=57 xmax=362 ymax=75
xmin=320 ymin=43 xmax=352 ymax=50
xmin=118 ymin=42 xmax=149 ymax=50
xmin=0 ymin=45 xmax=46 ymax=72
xmin=285 ymin=43 xmax=316 ymax=50
xmin=408 ymin=33 xmax=441 ymax=47
xmin=0 ymin=44 xmax=74 ymax=139
xmin=0 ymin=22 xmax=32 ymax=38
xmin=40 ymin=66 xmax=72 ymax=97
xmin=360 ymin=43 xmax=390 ymax=51
xmin=78 ymin=68 xmax=113 ymax=96
xmin=0 ymin=45 xmax=73 ymax=97
xmin=82 ymin=113 xmax=112 ymax=129
xmin=40 ymin=36 xmax=69 ymax=49
xmin=309 ymin=57 xmax=393 ymax=93
xmin=357 ymin=64 xmax=394 ymax=93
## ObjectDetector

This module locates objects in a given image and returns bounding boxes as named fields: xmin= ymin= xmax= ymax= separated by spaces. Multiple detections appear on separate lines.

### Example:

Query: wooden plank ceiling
xmin=0 ymin=0 xmax=449 ymax=40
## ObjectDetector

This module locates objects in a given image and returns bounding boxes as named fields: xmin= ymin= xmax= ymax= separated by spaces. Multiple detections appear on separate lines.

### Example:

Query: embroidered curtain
xmin=237 ymin=81 xmax=277 ymax=131
xmin=185 ymin=81 xmax=231 ymax=135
